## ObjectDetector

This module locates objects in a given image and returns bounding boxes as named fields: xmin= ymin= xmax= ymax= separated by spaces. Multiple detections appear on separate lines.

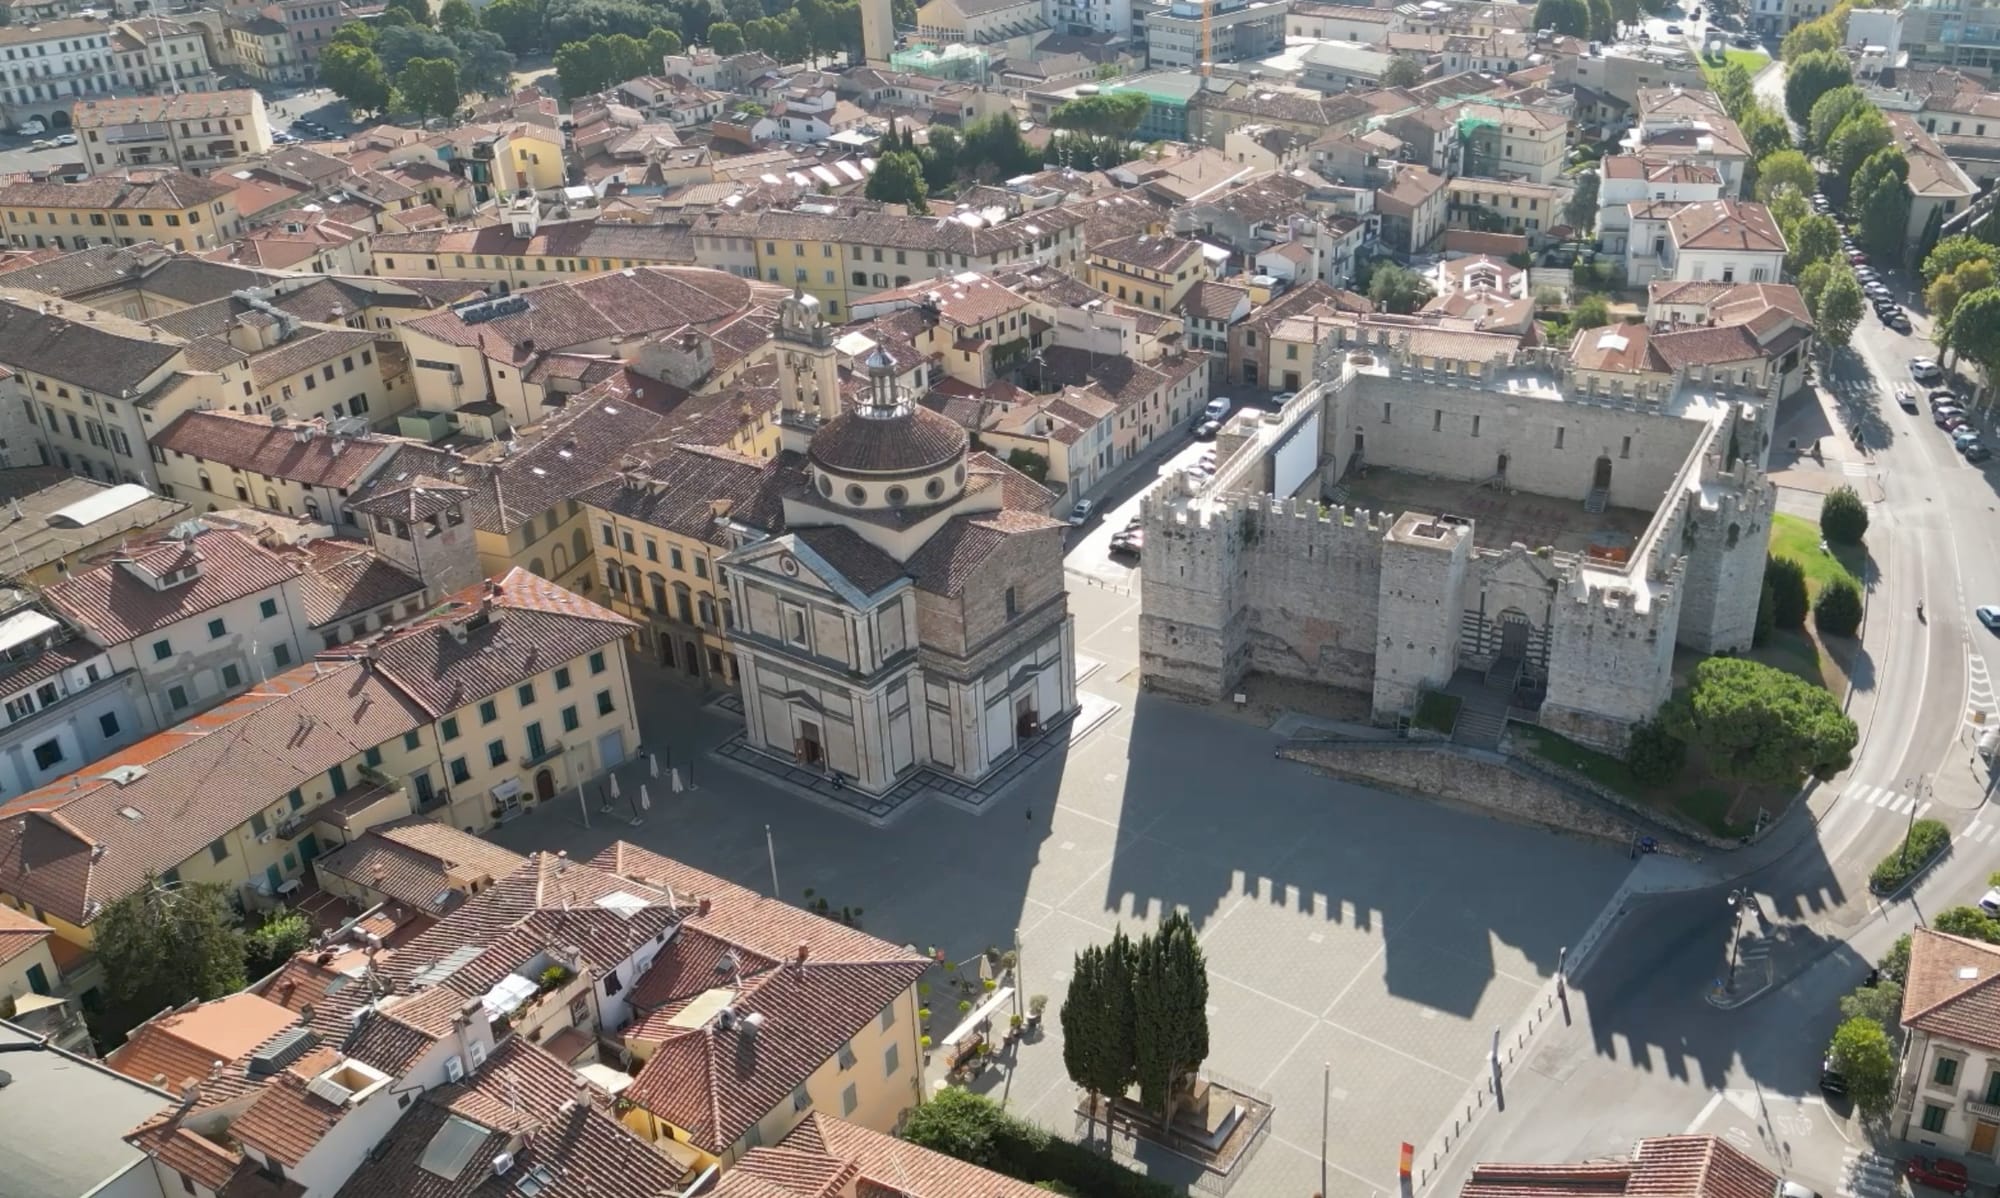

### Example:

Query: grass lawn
xmin=1512 ymin=724 xmax=1767 ymax=838
xmin=1769 ymin=512 xmax=1864 ymax=599
xmin=1699 ymin=47 xmax=1770 ymax=89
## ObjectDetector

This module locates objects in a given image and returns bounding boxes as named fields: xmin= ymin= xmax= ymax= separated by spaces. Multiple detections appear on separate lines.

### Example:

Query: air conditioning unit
xmin=256 ymin=830 xmax=274 ymax=843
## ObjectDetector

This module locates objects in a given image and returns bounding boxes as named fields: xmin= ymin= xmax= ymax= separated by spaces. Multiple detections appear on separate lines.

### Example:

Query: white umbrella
xmin=671 ymin=767 xmax=684 ymax=794
xmin=609 ymin=774 xmax=622 ymax=799
xmin=639 ymin=783 xmax=652 ymax=811
xmin=648 ymin=753 xmax=660 ymax=779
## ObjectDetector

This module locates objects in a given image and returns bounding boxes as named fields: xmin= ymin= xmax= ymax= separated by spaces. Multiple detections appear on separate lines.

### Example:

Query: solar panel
xmin=419 ymin=1116 xmax=490 ymax=1180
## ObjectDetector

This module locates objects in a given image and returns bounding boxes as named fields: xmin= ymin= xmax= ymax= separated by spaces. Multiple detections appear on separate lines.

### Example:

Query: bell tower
xmin=776 ymin=287 xmax=841 ymax=426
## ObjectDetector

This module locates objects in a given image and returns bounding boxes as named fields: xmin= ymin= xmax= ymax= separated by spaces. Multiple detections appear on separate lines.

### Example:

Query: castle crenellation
xmin=1140 ymin=340 xmax=1775 ymax=753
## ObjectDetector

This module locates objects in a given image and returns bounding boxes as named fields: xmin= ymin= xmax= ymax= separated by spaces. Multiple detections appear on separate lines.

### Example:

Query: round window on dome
xmin=846 ymin=483 xmax=867 ymax=505
xmin=816 ymin=473 xmax=832 ymax=498
xmin=887 ymin=485 xmax=908 ymax=506
xmin=925 ymin=477 xmax=945 ymax=500
xmin=954 ymin=464 xmax=966 ymax=485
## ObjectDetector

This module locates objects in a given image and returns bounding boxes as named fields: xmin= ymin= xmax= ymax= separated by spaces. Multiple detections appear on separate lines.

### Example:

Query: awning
xmin=939 ymin=985 xmax=1014 ymax=1050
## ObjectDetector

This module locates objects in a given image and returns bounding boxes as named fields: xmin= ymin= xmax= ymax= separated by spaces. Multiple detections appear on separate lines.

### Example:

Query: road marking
xmin=1843 ymin=461 xmax=1871 ymax=477
xmin=1966 ymin=820 xmax=1991 ymax=844
xmin=1687 ymin=1091 xmax=1726 ymax=1134
xmin=1915 ymin=801 xmax=1932 ymax=820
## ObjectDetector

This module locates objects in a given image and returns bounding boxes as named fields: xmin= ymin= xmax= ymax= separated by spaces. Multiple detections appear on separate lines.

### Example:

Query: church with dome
xmin=714 ymin=290 xmax=1080 ymax=796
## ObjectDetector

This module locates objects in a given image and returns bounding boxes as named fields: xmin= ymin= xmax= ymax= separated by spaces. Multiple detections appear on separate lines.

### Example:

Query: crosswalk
xmin=1842 ymin=461 xmax=1871 ymax=477
xmin=1844 ymin=783 xmax=1930 ymax=819
xmin=1966 ymin=813 xmax=1997 ymax=844
xmin=1838 ymin=1148 xmax=1899 ymax=1198
xmin=1736 ymin=933 xmax=1771 ymax=965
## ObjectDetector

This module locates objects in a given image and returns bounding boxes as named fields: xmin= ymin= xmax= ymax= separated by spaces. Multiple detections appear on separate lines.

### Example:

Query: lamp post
xmin=1724 ymin=888 xmax=1749 ymax=992
xmin=1901 ymin=775 xmax=1923 ymax=869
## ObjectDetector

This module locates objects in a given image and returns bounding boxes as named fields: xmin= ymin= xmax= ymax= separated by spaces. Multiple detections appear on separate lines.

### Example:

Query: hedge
xmin=1869 ymin=818 xmax=1951 ymax=894
xmin=903 ymin=1088 xmax=1177 ymax=1198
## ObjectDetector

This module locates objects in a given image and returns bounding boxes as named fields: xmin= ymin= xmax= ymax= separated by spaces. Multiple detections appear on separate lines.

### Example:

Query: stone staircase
xmin=1484 ymin=656 xmax=1522 ymax=694
xmin=1584 ymin=486 xmax=1608 ymax=515
xmin=1452 ymin=705 xmax=1508 ymax=749
xmin=1446 ymin=668 xmax=1513 ymax=750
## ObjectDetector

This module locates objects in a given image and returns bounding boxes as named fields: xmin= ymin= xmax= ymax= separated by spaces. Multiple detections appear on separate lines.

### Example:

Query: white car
xmin=52 ymin=133 xmax=75 ymax=147
xmin=1068 ymin=500 xmax=1093 ymax=527
xmin=1981 ymin=888 xmax=2000 ymax=917
xmin=1203 ymin=397 xmax=1231 ymax=421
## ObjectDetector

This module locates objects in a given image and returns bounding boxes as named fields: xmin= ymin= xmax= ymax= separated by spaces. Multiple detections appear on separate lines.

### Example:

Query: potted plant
xmin=1007 ymin=1012 xmax=1024 ymax=1041
xmin=982 ymin=977 xmax=997 ymax=993
xmin=1027 ymin=994 xmax=1047 ymax=1028
xmin=918 ymin=1006 xmax=932 ymax=1025
xmin=957 ymin=999 xmax=973 ymax=1016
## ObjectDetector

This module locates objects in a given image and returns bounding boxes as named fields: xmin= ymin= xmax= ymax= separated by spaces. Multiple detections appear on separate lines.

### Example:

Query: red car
xmin=1849 ymin=249 xmax=1870 ymax=265
xmin=1905 ymin=1157 xmax=1970 ymax=1195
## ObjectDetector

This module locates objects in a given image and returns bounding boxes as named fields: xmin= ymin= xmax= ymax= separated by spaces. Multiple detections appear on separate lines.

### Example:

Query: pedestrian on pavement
xmin=1025 ymin=808 xmax=1033 ymax=822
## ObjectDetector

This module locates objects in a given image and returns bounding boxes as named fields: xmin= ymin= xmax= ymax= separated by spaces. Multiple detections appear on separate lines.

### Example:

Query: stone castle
xmin=1139 ymin=343 xmax=1775 ymax=750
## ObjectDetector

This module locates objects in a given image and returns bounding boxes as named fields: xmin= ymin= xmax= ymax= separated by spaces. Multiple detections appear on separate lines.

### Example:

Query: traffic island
xmin=1075 ymin=1074 xmax=1275 ymax=1193
xmin=1868 ymin=817 xmax=1951 ymax=897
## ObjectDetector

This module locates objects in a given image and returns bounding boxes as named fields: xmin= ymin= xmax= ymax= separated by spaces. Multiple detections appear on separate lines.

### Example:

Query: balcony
xmin=518 ymin=741 xmax=565 ymax=768
xmin=1965 ymin=1088 xmax=2000 ymax=1120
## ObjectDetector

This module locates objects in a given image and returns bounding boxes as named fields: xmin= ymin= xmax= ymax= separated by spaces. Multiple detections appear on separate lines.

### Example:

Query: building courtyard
xmin=489 ymin=575 xmax=1634 ymax=1198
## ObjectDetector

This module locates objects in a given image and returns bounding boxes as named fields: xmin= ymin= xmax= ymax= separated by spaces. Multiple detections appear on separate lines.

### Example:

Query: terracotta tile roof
xmin=808 ymin=404 xmax=969 ymax=474
xmin=1177 ymin=279 xmax=1251 ymax=321
xmin=0 ymin=659 xmax=428 ymax=927
xmin=1568 ymin=322 xmax=1655 ymax=374
xmin=722 ymin=1143 xmax=856 ymax=1197
xmin=108 ymin=992 xmax=301 ymax=1091
xmin=314 ymin=819 xmax=525 ymax=916
xmin=623 ymin=957 xmax=926 ymax=1153
xmin=790 ymin=527 xmax=908 ymax=596
xmin=152 ymin=411 xmax=400 ymax=490
xmin=0 ymin=169 xmax=234 ymax=212
xmin=0 ymin=901 xmax=51 ymax=966
xmin=1901 ymin=929 xmax=2000 ymax=1052
xmin=1888 ymin=112 xmax=1976 ymax=199
xmin=73 ymin=89 xmax=263 ymax=128
xmin=903 ymin=509 xmax=1065 ymax=598
xmin=1464 ymin=1136 xmax=1778 ymax=1198
xmin=402 ymin=266 xmax=785 ymax=357
xmin=331 ymin=1038 xmax=698 ymax=1198
xmin=748 ymin=1112 xmax=1050 ymax=1198
xmin=0 ymin=295 xmax=188 ymax=398
xmin=231 ymin=1070 xmax=348 ymax=1168
xmin=1649 ymin=324 xmax=1768 ymax=369
xmin=286 ymin=539 xmax=425 ymax=629
xmin=44 ymin=525 xmax=301 ymax=645
xmin=1668 ymin=200 xmax=1785 ymax=255
xmin=576 ymin=445 xmax=803 ymax=548
xmin=354 ymin=568 xmax=634 ymax=718
xmin=127 ymin=1118 xmax=243 ymax=1192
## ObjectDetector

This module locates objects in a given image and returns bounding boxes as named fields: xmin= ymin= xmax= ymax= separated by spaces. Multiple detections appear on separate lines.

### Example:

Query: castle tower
xmin=1677 ymin=457 xmax=1775 ymax=654
xmin=860 ymin=0 xmax=894 ymax=66
xmin=1372 ymin=512 xmax=1473 ymax=718
xmin=1541 ymin=565 xmax=1683 ymax=752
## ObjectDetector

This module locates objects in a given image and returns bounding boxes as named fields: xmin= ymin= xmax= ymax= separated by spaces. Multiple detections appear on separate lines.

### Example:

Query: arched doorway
xmin=534 ymin=769 xmax=555 ymax=801
xmin=48 ymin=110 xmax=71 ymax=130
xmin=1498 ymin=609 xmax=1531 ymax=661
xmin=1592 ymin=456 xmax=1613 ymax=490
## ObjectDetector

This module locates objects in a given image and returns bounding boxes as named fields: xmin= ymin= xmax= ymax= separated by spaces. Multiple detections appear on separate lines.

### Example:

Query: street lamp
xmin=1900 ymin=775 xmax=1926 ymax=869
xmin=1725 ymin=888 xmax=1749 ymax=992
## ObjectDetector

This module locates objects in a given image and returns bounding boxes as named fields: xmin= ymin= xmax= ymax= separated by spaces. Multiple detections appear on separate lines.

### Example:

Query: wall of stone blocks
xmin=1335 ymin=374 xmax=1706 ymax=512
xmin=1541 ymin=575 xmax=1682 ymax=751
xmin=1373 ymin=518 xmax=1473 ymax=715
xmin=1675 ymin=466 xmax=1775 ymax=655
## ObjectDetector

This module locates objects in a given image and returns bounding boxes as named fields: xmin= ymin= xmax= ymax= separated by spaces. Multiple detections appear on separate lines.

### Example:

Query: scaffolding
xmin=889 ymin=42 xmax=991 ymax=82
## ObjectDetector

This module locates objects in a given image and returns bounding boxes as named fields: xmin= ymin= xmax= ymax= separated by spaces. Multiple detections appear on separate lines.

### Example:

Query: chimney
xmin=457 ymin=998 xmax=497 ymax=1068
xmin=697 ymin=896 xmax=711 ymax=916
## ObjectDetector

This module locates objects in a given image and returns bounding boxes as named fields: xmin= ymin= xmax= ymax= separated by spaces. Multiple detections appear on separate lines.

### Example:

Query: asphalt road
xmin=1425 ymin=212 xmax=2000 ymax=1198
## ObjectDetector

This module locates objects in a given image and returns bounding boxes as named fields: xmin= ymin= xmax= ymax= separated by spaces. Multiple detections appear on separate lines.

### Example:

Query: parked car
xmin=1666 ymin=22 xmax=1683 ymax=32
xmin=1068 ymin=499 xmax=1093 ymax=527
xmin=1929 ymin=388 xmax=1959 ymax=405
xmin=1978 ymin=606 xmax=2000 ymax=632
xmin=28 ymin=138 xmax=51 ymax=150
xmin=1819 ymin=1055 xmax=1848 ymax=1095
xmin=52 ymin=133 xmax=75 ymax=147
xmin=1911 ymin=358 xmax=1946 ymax=383
xmin=1109 ymin=530 xmax=1144 ymax=556
xmin=1980 ymin=886 xmax=2000 ymax=915
xmin=1904 ymin=1157 xmax=1970 ymax=1196
xmin=1886 ymin=311 xmax=1913 ymax=333
xmin=1848 ymin=249 xmax=1870 ymax=265
xmin=1731 ymin=31 xmax=1755 ymax=44
xmin=1193 ymin=419 xmax=1222 ymax=440
xmin=1964 ymin=441 xmax=1991 ymax=462
xmin=1203 ymin=396 xmax=1231 ymax=421
xmin=1954 ymin=427 xmax=1981 ymax=446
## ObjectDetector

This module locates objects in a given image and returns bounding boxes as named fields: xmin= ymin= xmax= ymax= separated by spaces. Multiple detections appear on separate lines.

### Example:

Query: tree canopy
xmin=1926 ymin=233 xmax=1998 ymax=284
xmin=1807 ymin=85 xmax=1867 ymax=155
xmin=1368 ymin=263 xmax=1434 ymax=314
xmin=1382 ymin=55 xmax=1424 ymax=88
xmin=1786 ymin=49 xmax=1854 ymax=125
xmin=707 ymin=19 xmax=745 ymax=53
xmin=1815 ymin=264 xmax=1865 ymax=352
xmin=1532 ymin=0 xmax=1591 ymax=36
xmin=865 ymin=149 xmax=930 ymax=213
xmin=1946 ymin=287 xmax=2000 ymax=379
xmin=322 ymin=42 xmax=393 ymax=113
xmin=1828 ymin=1016 xmax=1897 ymax=1116
xmin=1755 ymin=149 xmax=1816 ymax=206
xmin=1564 ymin=169 xmax=1599 ymax=234
xmin=1786 ymin=213 xmax=1842 ymax=276
xmin=439 ymin=0 xmax=476 ymax=31
xmin=1829 ymin=109 xmax=1892 ymax=187
xmin=1851 ymin=146 xmax=1911 ymax=259
xmin=1666 ymin=657 xmax=1858 ymax=791
xmin=94 ymin=877 xmax=246 ymax=1042
xmin=1049 ymin=91 xmax=1149 ymax=139
xmin=1061 ymin=929 xmax=1137 ymax=1145
xmin=1781 ymin=15 xmax=1839 ymax=61
xmin=479 ymin=0 xmax=543 ymax=52
xmin=1131 ymin=912 xmax=1209 ymax=1131
xmin=397 ymin=56 xmax=463 ymax=120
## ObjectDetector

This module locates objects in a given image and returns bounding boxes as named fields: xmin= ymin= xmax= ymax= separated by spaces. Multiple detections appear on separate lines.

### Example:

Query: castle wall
xmin=1540 ymin=572 xmax=1682 ymax=752
xmin=1335 ymin=373 xmax=1705 ymax=511
xmin=1373 ymin=514 xmax=1473 ymax=715
xmin=1676 ymin=458 xmax=1776 ymax=654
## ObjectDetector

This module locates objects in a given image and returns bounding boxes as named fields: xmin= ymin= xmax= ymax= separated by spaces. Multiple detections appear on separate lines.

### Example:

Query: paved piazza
xmin=490 ymin=579 xmax=1632 ymax=1198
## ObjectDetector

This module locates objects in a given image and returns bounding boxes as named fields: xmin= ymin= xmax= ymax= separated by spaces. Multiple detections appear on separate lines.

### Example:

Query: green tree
xmin=961 ymin=113 xmax=1039 ymax=180
xmin=1716 ymin=63 xmax=1754 ymax=119
xmin=1382 ymin=54 xmax=1424 ymax=88
xmin=1570 ymin=294 xmax=1612 ymax=332
xmin=903 ymin=1087 xmax=1002 ymax=1164
xmin=376 ymin=23 xmax=458 ymax=74
xmin=1755 ymin=149 xmax=1816 ymax=206
xmin=94 ymin=876 xmax=247 ymax=1042
xmin=449 ymin=27 xmax=516 ymax=97
xmin=1667 ymin=657 xmax=1858 ymax=793
xmin=1928 ymin=259 xmax=1995 ymax=364
xmin=1627 ymin=718 xmax=1687 ymax=785
xmin=866 ymin=149 xmax=930 ymax=213
xmin=1738 ymin=103 xmax=1795 ymax=162
xmin=1005 ymin=447 xmax=1049 ymax=482
xmin=1815 ymin=265 xmax=1864 ymax=352
xmin=1787 ymin=213 xmax=1841 ymax=276
xmin=1814 ymin=576 xmax=1863 ymax=637
xmin=707 ymin=19 xmax=744 ymax=53
xmin=480 ymin=0 xmax=542 ymax=52
xmin=439 ymin=0 xmax=476 ymax=31
xmin=1610 ymin=0 xmax=1640 ymax=26
xmin=647 ymin=25 xmax=683 ymax=60
xmin=1828 ymin=109 xmax=1891 ymax=183
xmin=1798 ymin=259 xmax=1835 ymax=316
xmin=331 ymin=20 xmax=376 ymax=48
xmin=921 ymin=124 xmax=961 ymax=190
xmin=1765 ymin=556 xmax=1809 ymax=629
xmin=1564 ymin=168 xmax=1599 ymax=234
xmin=1932 ymin=906 xmax=2000 ymax=942
xmin=1881 ymin=935 xmax=1912 ymax=985
xmin=1049 ymin=91 xmax=1149 ymax=138
xmin=1132 ymin=912 xmax=1209 ymax=1132
xmin=1807 ymin=85 xmax=1866 ymax=155
xmin=1838 ymin=978 xmax=1905 ymax=1035
xmin=1586 ymin=0 xmax=1614 ymax=38
xmin=1532 ymin=0 xmax=1591 ymax=35
xmin=1061 ymin=930 xmax=1137 ymax=1146
xmin=1925 ymin=233 xmax=1997 ymax=285
xmin=382 ymin=0 xmax=434 ymax=25
xmin=397 ymin=56 xmax=463 ymax=120
xmin=1767 ymin=183 xmax=1810 ymax=238
xmin=722 ymin=0 xmax=761 ymax=21
xmin=1782 ymin=15 xmax=1839 ymax=60
xmin=244 ymin=910 xmax=313 ymax=979
xmin=321 ymin=42 xmax=393 ymax=113
xmin=1858 ymin=173 xmax=1912 ymax=262
xmin=1821 ymin=483 xmax=1869 ymax=545
xmin=1947 ymin=287 xmax=2000 ymax=380
xmin=1368 ymin=263 xmax=1434 ymax=314
xmin=1827 ymin=1016 xmax=1897 ymax=1117
xmin=1786 ymin=49 xmax=1854 ymax=125
xmin=554 ymin=36 xmax=608 ymax=97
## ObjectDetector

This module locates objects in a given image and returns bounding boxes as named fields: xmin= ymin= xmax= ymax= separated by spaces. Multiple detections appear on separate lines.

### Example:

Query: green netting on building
xmin=889 ymin=43 xmax=990 ymax=81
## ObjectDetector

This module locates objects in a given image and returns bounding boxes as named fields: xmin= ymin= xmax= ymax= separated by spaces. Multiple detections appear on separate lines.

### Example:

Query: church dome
xmin=809 ymin=405 xmax=968 ymax=475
